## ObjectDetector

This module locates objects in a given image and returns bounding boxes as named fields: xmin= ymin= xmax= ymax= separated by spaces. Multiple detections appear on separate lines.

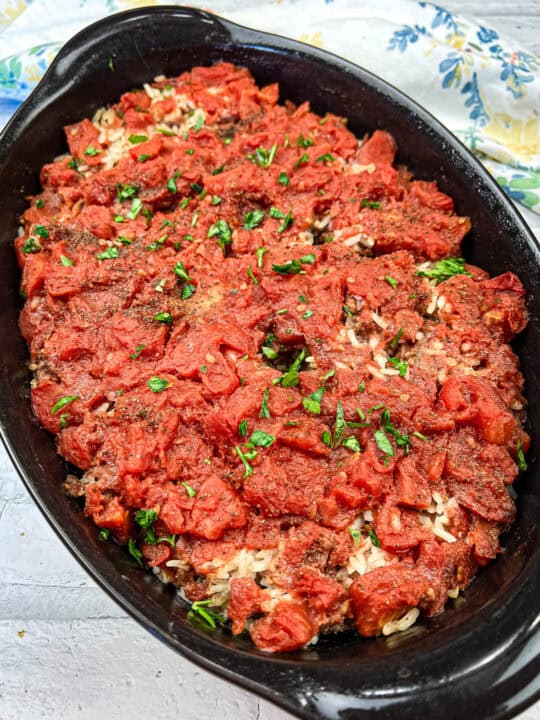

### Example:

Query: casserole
xmin=0 ymin=6 xmax=538 ymax=718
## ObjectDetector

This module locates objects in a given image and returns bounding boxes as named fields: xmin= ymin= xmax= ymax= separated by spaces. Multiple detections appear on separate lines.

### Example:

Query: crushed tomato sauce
xmin=17 ymin=62 xmax=530 ymax=652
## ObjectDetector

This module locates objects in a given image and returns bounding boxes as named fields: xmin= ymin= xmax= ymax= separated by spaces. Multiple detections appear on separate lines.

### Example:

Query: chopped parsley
xmin=33 ymin=225 xmax=48 ymax=239
xmin=188 ymin=599 xmax=225 ymax=630
xmin=167 ymin=170 xmax=181 ymax=193
xmin=517 ymin=439 xmax=528 ymax=471
xmin=361 ymin=199 xmax=381 ymax=209
xmin=130 ymin=344 xmax=145 ymax=359
xmin=36 ymin=199 xmax=45 ymax=208
xmin=193 ymin=115 xmax=204 ymax=132
xmin=388 ymin=356 xmax=408 ymax=377
xmin=256 ymin=246 xmax=268 ymax=268
xmin=343 ymin=436 xmax=361 ymax=453
xmin=368 ymin=527 xmax=381 ymax=548
xmin=417 ymin=257 xmax=472 ymax=284
xmin=127 ymin=198 xmax=143 ymax=220
xmin=60 ymin=255 xmax=73 ymax=267
xmin=296 ymin=134 xmax=313 ymax=148
xmin=321 ymin=430 xmax=332 ymax=448
xmin=181 ymin=482 xmax=197 ymax=498
xmin=22 ymin=237 xmax=40 ymax=254
xmin=247 ymin=265 xmax=259 ymax=285
xmin=59 ymin=413 xmax=70 ymax=429
xmin=147 ymin=376 xmax=170 ymax=393
xmin=128 ymin=538 xmax=143 ymax=566
xmin=84 ymin=145 xmax=101 ymax=156
xmin=134 ymin=508 xmax=157 ymax=529
xmin=260 ymin=387 xmax=271 ymax=418
xmin=316 ymin=153 xmax=334 ymax=163
xmin=385 ymin=275 xmax=398 ymax=289
xmin=51 ymin=395 xmax=79 ymax=415
xmin=333 ymin=401 xmax=348 ymax=448
xmin=211 ymin=165 xmax=225 ymax=176
xmin=155 ymin=127 xmax=176 ymax=136
xmin=243 ymin=209 xmax=265 ymax=230
xmin=249 ymin=143 xmax=278 ymax=169
xmin=349 ymin=527 xmax=361 ymax=546
xmin=208 ymin=220 xmax=232 ymax=256
xmin=249 ymin=430 xmax=275 ymax=448
xmin=278 ymin=171 xmax=290 ymax=187
xmin=294 ymin=152 xmax=309 ymax=169
xmin=182 ymin=283 xmax=196 ymax=300
xmin=128 ymin=134 xmax=148 ymax=144
xmin=138 ymin=153 xmax=150 ymax=163
xmin=174 ymin=261 xmax=191 ymax=282
xmin=116 ymin=183 xmax=138 ymax=202
xmin=96 ymin=246 xmax=120 ymax=261
xmin=277 ymin=210 xmax=294 ymax=233
xmin=389 ymin=327 xmax=403 ymax=349
xmin=98 ymin=528 xmax=111 ymax=541
xmin=302 ymin=370 xmax=334 ymax=415
xmin=302 ymin=310 xmax=314 ymax=319
xmin=272 ymin=254 xmax=314 ymax=275
xmin=303 ymin=386 xmax=324 ymax=415
xmin=212 ymin=195 xmax=222 ymax=205
xmin=276 ymin=348 xmax=306 ymax=388
xmin=155 ymin=312 xmax=172 ymax=324
xmin=238 ymin=419 xmax=248 ymax=438
xmin=235 ymin=445 xmax=254 ymax=477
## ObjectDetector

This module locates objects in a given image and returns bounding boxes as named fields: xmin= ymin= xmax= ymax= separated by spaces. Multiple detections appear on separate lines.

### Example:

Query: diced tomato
xmin=189 ymin=477 xmax=247 ymax=540
xmin=249 ymin=601 xmax=314 ymax=652
xmin=228 ymin=578 xmax=264 ymax=634
xmin=350 ymin=564 xmax=426 ymax=636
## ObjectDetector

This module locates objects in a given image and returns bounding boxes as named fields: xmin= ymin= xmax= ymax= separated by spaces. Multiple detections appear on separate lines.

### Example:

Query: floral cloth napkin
xmin=0 ymin=0 xmax=539 ymax=215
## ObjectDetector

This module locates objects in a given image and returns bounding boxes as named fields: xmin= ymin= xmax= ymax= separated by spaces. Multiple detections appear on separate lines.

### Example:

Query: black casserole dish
xmin=0 ymin=7 xmax=539 ymax=719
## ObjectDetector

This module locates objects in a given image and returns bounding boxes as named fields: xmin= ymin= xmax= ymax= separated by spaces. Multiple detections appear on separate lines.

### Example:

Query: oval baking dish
xmin=0 ymin=7 xmax=538 ymax=720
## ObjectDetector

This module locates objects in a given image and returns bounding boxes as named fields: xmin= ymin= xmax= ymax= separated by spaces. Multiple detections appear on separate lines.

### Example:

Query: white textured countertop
xmin=1 ymin=2 xmax=539 ymax=719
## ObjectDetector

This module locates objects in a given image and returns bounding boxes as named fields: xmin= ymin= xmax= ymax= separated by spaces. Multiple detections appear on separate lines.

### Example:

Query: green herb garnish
xmin=417 ymin=257 xmax=472 ymax=284
xmin=260 ymin=388 xmax=271 ymax=418
xmin=51 ymin=395 xmax=79 ymax=415
xmin=181 ymin=482 xmax=197 ymax=498
xmin=208 ymin=220 xmax=232 ymax=256
xmin=249 ymin=430 xmax=275 ymax=448
xmin=128 ymin=538 xmax=143 ymax=565
xmin=361 ymin=199 xmax=381 ymax=209
xmin=147 ymin=376 xmax=170 ymax=393
xmin=243 ymin=209 xmax=265 ymax=230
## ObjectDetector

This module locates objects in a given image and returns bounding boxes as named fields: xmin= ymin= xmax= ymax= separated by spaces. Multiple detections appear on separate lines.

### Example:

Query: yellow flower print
xmin=447 ymin=33 xmax=465 ymax=51
xmin=483 ymin=113 xmax=540 ymax=164
xmin=26 ymin=64 xmax=43 ymax=83
xmin=298 ymin=31 xmax=324 ymax=49
xmin=0 ymin=0 xmax=29 ymax=27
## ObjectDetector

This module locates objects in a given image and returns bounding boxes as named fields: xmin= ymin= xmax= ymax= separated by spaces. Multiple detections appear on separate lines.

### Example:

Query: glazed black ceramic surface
xmin=0 ymin=7 xmax=538 ymax=720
